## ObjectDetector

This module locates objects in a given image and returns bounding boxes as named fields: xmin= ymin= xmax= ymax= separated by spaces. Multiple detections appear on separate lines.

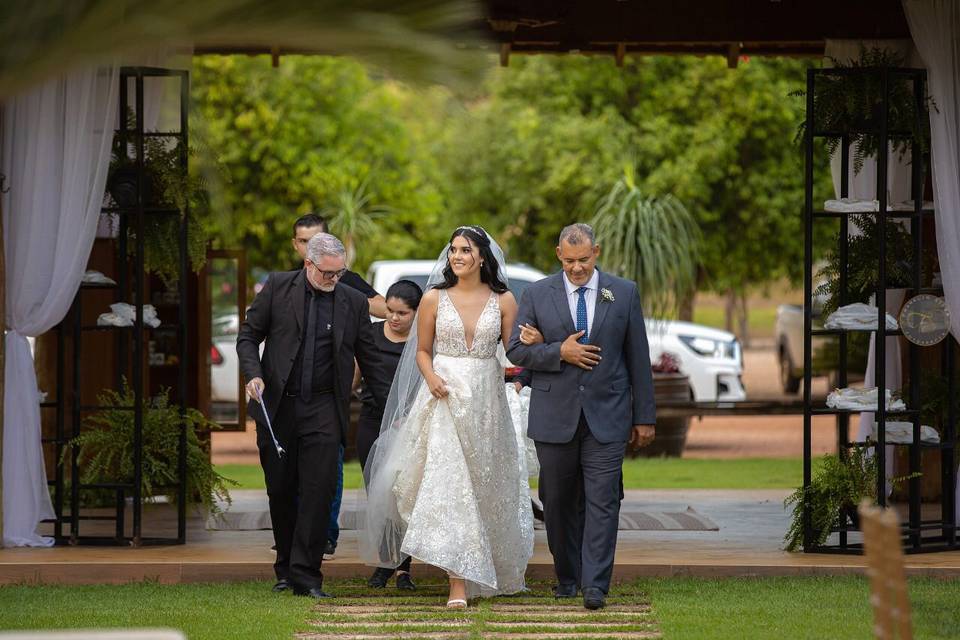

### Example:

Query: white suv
xmin=367 ymin=260 xmax=746 ymax=402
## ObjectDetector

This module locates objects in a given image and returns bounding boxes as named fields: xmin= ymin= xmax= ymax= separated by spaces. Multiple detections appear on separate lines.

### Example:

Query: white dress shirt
xmin=562 ymin=269 xmax=599 ymax=337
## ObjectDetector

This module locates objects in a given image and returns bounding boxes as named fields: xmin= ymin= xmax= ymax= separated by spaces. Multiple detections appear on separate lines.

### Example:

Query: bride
xmin=360 ymin=225 xmax=534 ymax=608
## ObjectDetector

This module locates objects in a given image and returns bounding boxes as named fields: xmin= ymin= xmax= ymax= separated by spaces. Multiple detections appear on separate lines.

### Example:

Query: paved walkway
xmin=6 ymin=489 xmax=960 ymax=585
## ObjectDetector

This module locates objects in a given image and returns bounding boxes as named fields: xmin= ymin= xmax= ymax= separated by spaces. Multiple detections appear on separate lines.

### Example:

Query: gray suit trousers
xmin=535 ymin=412 xmax=626 ymax=594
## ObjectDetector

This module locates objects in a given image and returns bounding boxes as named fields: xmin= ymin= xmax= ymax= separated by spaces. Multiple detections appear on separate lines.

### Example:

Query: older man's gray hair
xmin=306 ymin=232 xmax=346 ymax=263
xmin=558 ymin=223 xmax=595 ymax=246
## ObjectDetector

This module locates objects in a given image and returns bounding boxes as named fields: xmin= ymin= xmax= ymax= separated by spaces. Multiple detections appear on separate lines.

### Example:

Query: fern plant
xmin=106 ymin=109 xmax=212 ymax=286
xmin=792 ymin=45 xmax=934 ymax=174
xmin=814 ymin=213 xmax=917 ymax=318
xmin=784 ymin=443 xmax=917 ymax=551
xmin=65 ymin=381 xmax=234 ymax=515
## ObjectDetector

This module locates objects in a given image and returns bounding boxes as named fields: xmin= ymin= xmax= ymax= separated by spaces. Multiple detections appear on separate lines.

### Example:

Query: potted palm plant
xmin=593 ymin=168 xmax=701 ymax=457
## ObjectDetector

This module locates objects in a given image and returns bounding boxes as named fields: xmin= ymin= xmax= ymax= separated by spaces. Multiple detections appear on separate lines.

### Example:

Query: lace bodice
xmin=435 ymin=290 xmax=501 ymax=359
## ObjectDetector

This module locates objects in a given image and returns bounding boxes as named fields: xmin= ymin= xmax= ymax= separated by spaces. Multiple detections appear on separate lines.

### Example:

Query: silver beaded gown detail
xmin=393 ymin=290 xmax=534 ymax=597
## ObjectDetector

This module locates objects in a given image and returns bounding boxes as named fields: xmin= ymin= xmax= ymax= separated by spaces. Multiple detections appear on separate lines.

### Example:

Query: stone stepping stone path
xmin=297 ymin=583 xmax=661 ymax=640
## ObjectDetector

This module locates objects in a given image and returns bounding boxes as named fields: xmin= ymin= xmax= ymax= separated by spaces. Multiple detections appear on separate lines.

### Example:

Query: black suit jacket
xmin=236 ymin=269 xmax=391 ymax=441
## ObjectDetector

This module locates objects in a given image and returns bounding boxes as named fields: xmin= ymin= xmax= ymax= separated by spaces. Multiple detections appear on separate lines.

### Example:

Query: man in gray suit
xmin=507 ymin=223 xmax=656 ymax=610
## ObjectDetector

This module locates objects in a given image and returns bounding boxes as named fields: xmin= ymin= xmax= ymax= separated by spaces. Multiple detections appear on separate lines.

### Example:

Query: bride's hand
xmin=519 ymin=323 xmax=543 ymax=345
xmin=427 ymin=373 xmax=449 ymax=399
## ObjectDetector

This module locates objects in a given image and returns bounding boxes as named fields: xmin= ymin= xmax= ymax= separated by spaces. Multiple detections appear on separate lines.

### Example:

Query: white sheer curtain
xmin=1 ymin=64 xmax=119 ymax=546
xmin=902 ymin=0 xmax=960 ymax=522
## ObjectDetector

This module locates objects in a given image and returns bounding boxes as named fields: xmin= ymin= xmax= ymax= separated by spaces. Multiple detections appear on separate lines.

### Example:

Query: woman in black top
xmin=355 ymin=280 xmax=422 ymax=590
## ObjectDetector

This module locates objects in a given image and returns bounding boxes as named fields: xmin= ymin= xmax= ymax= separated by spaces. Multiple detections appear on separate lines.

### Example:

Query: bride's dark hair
xmin=433 ymin=226 xmax=508 ymax=294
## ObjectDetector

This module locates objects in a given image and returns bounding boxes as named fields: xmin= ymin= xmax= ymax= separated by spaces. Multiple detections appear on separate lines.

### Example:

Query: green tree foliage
xmin=440 ymin=55 xmax=833 ymax=291
xmin=191 ymin=55 xmax=449 ymax=273
xmin=194 ymin=53 xmax=833 ymax=297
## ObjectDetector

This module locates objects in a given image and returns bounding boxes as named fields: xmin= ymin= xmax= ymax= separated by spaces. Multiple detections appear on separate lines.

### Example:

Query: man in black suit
xmin=237 ymin=232 xmax=390 ymax=598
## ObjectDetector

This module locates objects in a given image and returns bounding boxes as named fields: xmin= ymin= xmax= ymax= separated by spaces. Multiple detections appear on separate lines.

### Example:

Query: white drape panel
xmin=902 ymin=0 xmax=960 ymax=523
xmin=0 ymin=65 xmax=118 ymax=546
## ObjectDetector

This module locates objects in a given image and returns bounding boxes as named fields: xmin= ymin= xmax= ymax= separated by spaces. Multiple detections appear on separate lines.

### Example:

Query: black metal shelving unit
xmin=41 ymin=67 xmax=190 ymax=546
xmin=803 ymin=66 xmax=957 ymax=553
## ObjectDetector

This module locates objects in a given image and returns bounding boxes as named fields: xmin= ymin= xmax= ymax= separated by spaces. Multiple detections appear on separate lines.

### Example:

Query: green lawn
xmin=2 ymin=577 xmax=957 ymax=640
xmin=639 ymin=576 xmax=960 ymax=640
xmin=217 ymin=457 xmax=818 ymax=492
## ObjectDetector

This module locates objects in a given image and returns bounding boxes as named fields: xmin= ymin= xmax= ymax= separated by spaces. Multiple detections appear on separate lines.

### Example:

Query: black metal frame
xmin=42 ymin=67 xmax=190 ymax=546
xmin=803 ymin=66 xmax=958 ymax=553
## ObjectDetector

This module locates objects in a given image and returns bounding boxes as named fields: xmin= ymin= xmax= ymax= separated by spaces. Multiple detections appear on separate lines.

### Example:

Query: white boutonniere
xmin=600 ymin=288 xmax=615 ymax=303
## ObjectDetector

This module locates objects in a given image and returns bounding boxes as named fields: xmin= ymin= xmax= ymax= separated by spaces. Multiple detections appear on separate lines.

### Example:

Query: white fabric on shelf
xmin=826 ymin=387 xmax=906 ymax=412
xmin=902 ymin=0 xmax=960 ymax=525
xmin=82 ymin=270 xmax=116 ymax=285
xmin=824 ymin=302 xmax=899 ymax=331
xmin=97 ymin=302 xmax=161 ymax=328
xmin=1 ymin=64 xmax=119 ymax=546
xmin=868 ymin=421 xmax=940 ymax=445
xmin=824 ymin=198 xmax=879 ymax=212
xmin=889 ymin=200 xmax=935 ymax=212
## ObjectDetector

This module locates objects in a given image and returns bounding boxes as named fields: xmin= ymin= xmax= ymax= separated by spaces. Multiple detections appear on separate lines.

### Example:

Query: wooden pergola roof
xmin=483 ymin=0 xmax=912 ymax=61
xmin=190 ymin=0 xmax=913 ymax=67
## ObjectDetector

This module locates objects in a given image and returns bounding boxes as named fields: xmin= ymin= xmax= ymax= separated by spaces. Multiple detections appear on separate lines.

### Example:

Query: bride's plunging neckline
xmin=444 ymin=290 xmax=496 ymax=352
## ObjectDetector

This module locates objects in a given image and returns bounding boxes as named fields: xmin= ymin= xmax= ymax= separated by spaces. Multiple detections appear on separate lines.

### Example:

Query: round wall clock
xmin=898 ymin=294 xmax=951 ymax=346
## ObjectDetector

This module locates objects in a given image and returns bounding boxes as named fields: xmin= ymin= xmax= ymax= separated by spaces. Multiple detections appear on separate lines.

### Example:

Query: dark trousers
xmin=535 ymin=414 xmax=626 ymax=594
xmin=357 ymin=410 xmax=411 ymax=574
xmin=327 ymin=445 xmax=344 ymax=545
xmin=258 ymin=392 xmax=340 ymax=589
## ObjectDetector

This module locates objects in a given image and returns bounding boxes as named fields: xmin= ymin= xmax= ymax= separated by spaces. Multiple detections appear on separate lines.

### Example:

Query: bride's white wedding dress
xmin=393 ymin=289 xmax=534 ymax=596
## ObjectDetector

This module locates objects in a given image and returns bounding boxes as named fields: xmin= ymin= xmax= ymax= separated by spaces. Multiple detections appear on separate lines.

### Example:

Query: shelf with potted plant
xmin=797 ymin=47 xmax=957 ymax=555
xmin=43 ymin=67 xmax=197 ymax=547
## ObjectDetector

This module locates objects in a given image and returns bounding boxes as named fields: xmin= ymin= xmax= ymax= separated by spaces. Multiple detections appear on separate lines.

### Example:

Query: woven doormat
xmin=208 ymin=506 xmax=717 ymax=532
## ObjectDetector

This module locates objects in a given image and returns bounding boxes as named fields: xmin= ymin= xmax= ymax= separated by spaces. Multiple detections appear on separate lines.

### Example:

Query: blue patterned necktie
xmin=575 ymin=286 xmax=588 ymax=344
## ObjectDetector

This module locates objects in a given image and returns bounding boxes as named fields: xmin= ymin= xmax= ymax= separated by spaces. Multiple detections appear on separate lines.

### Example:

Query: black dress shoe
xmin=272 ymin=578 xmax=290 ymax=593
xmin=292 ymin=585 xmax=333 ymax=599
xmin=552 ymin=584 xmax=578 ymax=598
xmin=368 ymin=567 xmax=394 ymax=588
xmin=582 ymin=587 xmax=606 ymax=610
xmin=396 ymin=572 xmax=416 ymax=591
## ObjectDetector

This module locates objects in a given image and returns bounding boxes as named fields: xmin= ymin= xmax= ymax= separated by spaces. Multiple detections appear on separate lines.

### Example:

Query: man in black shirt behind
xmin=292 ymin=214 xmax=386 ymax=318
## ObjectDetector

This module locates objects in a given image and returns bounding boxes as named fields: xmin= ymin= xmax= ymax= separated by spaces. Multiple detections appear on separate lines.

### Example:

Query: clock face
xmin=899 ymin=295 xmax=951 ymax=346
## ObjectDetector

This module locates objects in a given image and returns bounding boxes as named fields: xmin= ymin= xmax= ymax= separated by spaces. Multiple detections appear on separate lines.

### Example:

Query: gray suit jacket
xmin=507 ymin=270 xmax=656 ymax=444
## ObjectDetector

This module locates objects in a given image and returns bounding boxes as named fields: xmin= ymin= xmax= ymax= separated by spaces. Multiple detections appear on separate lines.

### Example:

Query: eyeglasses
xmin=307 ymin=261 xmax=347 ymax=280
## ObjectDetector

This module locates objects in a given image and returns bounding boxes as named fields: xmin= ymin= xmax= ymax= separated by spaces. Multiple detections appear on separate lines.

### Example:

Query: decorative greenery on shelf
xmin=65 ymin=381 xmax=235 ymax=515
xmin=106 ymin=109 xmax=212 ymax=286
xmin=792 ymin=46 xmax=935 ymax=174
xmin=592 ymin=167 xmax=701 ymax=321
xmin=815 ymin=212 xmax=920 ymax=318
xmin=784 ymin=443 xmax=916 ymax=551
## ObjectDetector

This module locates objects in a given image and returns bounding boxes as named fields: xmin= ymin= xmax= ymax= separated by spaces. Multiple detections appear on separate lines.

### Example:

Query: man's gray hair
xmin=306 ymin=232 xmax=346 ymax=263
xmin=558 ymin=223 xmax=595 ymax=246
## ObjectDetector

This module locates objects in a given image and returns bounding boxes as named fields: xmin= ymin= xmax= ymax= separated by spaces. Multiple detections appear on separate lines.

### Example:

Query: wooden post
xmin=615 ymin=43 xmax=626 ymax=68
xmin=859 ymin=500 xmax=914 ymax=639
xmin=499 ymin=43 xmax=511 ymax=68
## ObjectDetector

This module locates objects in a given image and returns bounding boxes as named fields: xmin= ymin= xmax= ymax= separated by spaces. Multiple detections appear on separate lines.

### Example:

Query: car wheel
xmin=779 ymin=345 xmax=801 ymax=394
